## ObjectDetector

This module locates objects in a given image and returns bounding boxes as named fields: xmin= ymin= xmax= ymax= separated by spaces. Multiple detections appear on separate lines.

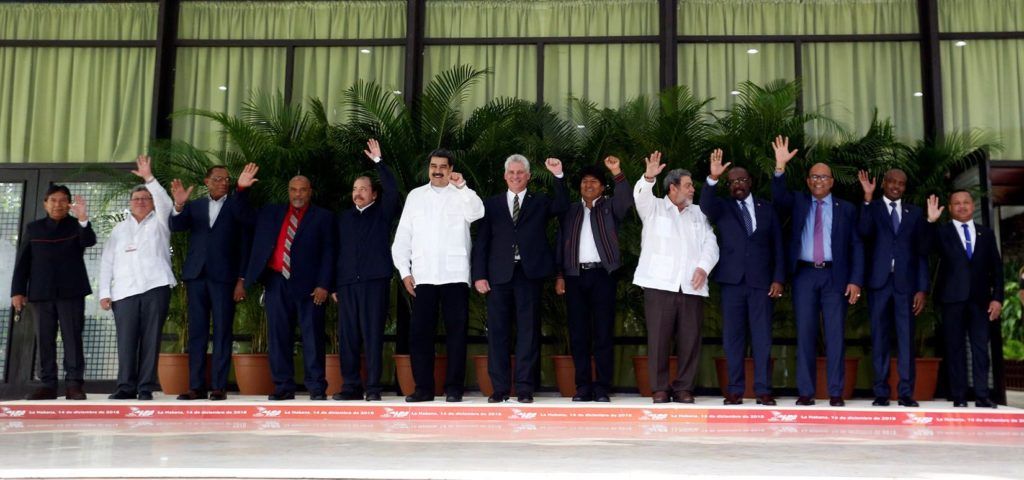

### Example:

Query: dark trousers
xmin=32 ymin=297 xmax=86 ymax=389
xmin=265 ymin=274 xmax=326 ymax=395
xmin=186 ymin=277 xmax=236 ymax=392
xmin=869 ymin=276 xmax=915 ymax=398
xmin=793 ymin=266 xmax=848 ymax=398
xmin=112 ymin=286 xmax=170 ymax=394
xmin=720 ymin=283 xmax=773 ymax=396
xmin=487 ymin=265 xmax=542 ymax=395
xmin=336 ymin=278 xmax=389 ymax=395
xmin=565 ymin=268 xmax=617 ymax=397
xmin=941 ymin=301 xmax=991 ymax=401
xmin=643 ymin=288 xmax=703 ymax=394
xmin=409 ymin=282 xmax=468 ymax=396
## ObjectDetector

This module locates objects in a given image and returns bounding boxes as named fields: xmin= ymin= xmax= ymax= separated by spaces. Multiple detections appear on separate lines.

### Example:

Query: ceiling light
xmin=730 ymin=90 xmax=741 ymax=96
xmin=576 ymin=125 xmax=586 ymax=129
xmin=393 ymin=90 xmax=403 ymax=95
xmin=360 ymin=48 xmax=371 ymax=54
xmin=218 ymin=85 xmax=227 ymax=91
xmin=913 ymin=92 xmax=924 ymax=97
xmin=955 ymin=41 xmax=967 ymax=47
xmin=746 ymin=48 xmax=759 ymax=54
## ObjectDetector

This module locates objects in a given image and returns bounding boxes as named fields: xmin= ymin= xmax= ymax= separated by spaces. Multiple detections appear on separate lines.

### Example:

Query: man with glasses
xmin=700 ymin=149 xmax=785 ymax=406
xmin=169 ymin=162 xmax=259 ymax=401
xmin=771 ymin=136 xmax=864 ymax=407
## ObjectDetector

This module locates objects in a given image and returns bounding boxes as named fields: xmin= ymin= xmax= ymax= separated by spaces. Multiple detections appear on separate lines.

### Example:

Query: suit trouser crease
xmin=337 ymin=279 xmax=389 ymax=394
xmin=793 ymin=267 xmax=847 ymax=398
xmin=644 ymin=288 xmax=703 ymax=394
xmin=565 ymin=268 xmax=617 ymax=396
xmin=868 ymin=277 xmax=916 ymax=398
xmin=112 ymin=286 xmax=171 ymax=393
xmin=486 ymin=265 xmax=542 ymax=395
xmin=720 ymin=283 xmax=773 ymax=395
xmin=941 ymin=301 xmax=991 ymax=400
xmin=32 ymin=297 xmax=86 ymax=388
xmin=186 ymin=277 xmax=236 ymax=391
xmin=265 ymin=274 xmax=326 ymax=394
xmin=409 ymin=282 xmax=468 ymax=395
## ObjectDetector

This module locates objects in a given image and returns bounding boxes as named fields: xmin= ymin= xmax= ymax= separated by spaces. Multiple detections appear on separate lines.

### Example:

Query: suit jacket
xmin=335 ymin=163 xmax=400 ymax=288
xmin=772 ymin=173 xmax=864 ymax=291
xmin=169 ymin=189 xmax=252 ymax=283
xmin=11 ymin=216 xmax=97 ymax=301
xmin=699 ymin=183 xmax=785 ymax=289
xmin=857 ymin=198 xmax=929 ymax=293
xmin=244 ymin=204 xmax=335 ymax=297
xmin=472 ymin=178 xmax=569 ymax=284
xmin=556 ymin=173 xmax=633 ymax=276
xmin=931 ymin=221 xmax=1004 ymax=305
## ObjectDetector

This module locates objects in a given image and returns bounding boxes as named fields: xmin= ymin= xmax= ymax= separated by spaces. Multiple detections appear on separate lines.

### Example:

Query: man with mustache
xmin=633 ymin=151 xmax=719 ymax=404
xmin=392 ymin=149 xmax=485 ymax=402
xmin=772 ymin=136 xmax=864 ymax=407
xmin=700 ymin=149 xmax=785 ymax=406
xmin=332 ymin=139 xmax=400 ymax=402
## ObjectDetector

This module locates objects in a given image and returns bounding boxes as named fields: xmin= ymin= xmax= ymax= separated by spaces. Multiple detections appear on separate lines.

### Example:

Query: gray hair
xmin=503 ymin=154 xmax=531 ymax=174
xmin=663 ymin=169 xmax=692 ymax=191
xmin=130 ymin=185 xmax=149 ymax=195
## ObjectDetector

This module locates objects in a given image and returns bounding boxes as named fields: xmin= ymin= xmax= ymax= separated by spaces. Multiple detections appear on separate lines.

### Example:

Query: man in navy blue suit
xmin=926 ymin=192 xmax=1004 ymax=408
xmin=245 ymin=175 xmax=335 ymax=401
xmin=700 ymin=149 xmax=785 ymax=406
xmin=331 ymin=139 xmax=399 ymax=402
xmin=169 ymin=162 xmax=258 ymax=401
xmin=472 ymin=154 xmax=568 ymax=403
xmin=771 ymin=135 xmax=864 ymax=407
xmin=856 ymin=169 xmax=929 ymax=408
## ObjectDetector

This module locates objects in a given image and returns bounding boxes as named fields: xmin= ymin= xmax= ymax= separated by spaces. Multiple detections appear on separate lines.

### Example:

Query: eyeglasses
xmin=208 ymin=176 xmax=231 ymax=183
xmin=808 ymin=175 xmax=833 ymax=182
xmin=131 ymin=197 xmax=153 ymax=203
xmin=726 ymin=178 xmax=752 ymax=186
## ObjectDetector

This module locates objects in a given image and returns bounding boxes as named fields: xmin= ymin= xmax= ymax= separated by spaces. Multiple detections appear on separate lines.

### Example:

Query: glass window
xmin=179 ymin=1 xmax=406 ymax=40
xmin=424 ymin=45 xmax=538 ymax=117
xmin=427 ymin=0 xmax=658 ymax=38
xmin=678 ymin=0 xmax=918 ymax=35
xmin=678 ymin=43 xmax=796 ymax=113
xmin=0 ymin=182 xmax=24 ymax=380
xmin=544 ymin=43 xmax=659 ymax=120
xmin=293 ymin=46 xmax=406 ymax=124
xmin=939 ymin=0 xmax=1024 ymax=32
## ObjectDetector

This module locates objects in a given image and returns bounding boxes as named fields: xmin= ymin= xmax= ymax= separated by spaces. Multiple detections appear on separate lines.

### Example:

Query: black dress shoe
xmin=953 ymin=400 xmax=968 ymax=407
xmin=64 ymin=385 xmax=87 ymax=401
xmin=872 ymin=396 xmax=891 ymax=406
xmin=795 ymin=396 xmax=815 ymax=406
xmin=268 ymin=391 xmax=295 ymax=401
xmin=488 ymin=392 xmax=509 ymax=403
xmin=108 ymin=390 xmax=136 ymax=400
xmin=652 ymin=391 xmax=671 ymax=404
xmin=332 ymin=391 xmax=363 ymax=401
xmin=517 ymin=394 xmax=534 ymax=403
xmin=25 ymin=387 xmax=58 ymax=400
xmin=756 ymin=394 xmax=777 ymax=406
xmin=309 ymin=392 xmax=327 ymax=401
xmin=722 ymin=393 xmax=743 ymax=405
xmin=975 ymin=398 xmax=998 ymax=409
xmin=445 ymin=394 xmax=463 ymax=403
xmin=829 ymin=396 xmax=845 ymax=407
xmin=209 ymin=390 xmax=227 ymax=401
xmin=405 ymin=391 xmax=435 ymax=402
xmin=898 ymin=397 xmax=919 ymax=407
xmin=672 ymin=391 xmax=695 ymax=404
xmin=572 ymin=392 xmax=594 ymax=402
xmin=176 ymin=389 xmax=207 ymax=401
xmin=137 ymin=391 xmax=153 ymax=401
xmin=365 ymin=392 xmax=382 ymax=401
xmin=594 ymin=394 xmax=611 ymax=403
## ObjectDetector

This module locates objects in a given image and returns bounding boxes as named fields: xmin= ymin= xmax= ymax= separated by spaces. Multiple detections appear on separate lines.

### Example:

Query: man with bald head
xmin=857 ymin=168 xmax=929 ymax=407
xmin=246 ymin=174 xmax=335 ymax=400
xmin=772 ymin=136 xmax=864 ymax=407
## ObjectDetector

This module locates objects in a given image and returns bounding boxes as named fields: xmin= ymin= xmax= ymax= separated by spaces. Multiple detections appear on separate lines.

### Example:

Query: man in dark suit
xmin=926 ymin=192 xmax=1004 ymax=408
xmin=332 ymin=139 xmax=399 ymax=402
xmin=245 ymin=175 xmax=335 ymax=401
xmin=771 ymin=135 xmax=864 ymax=407
xmin=11 ymin=185 xmax=96 ymax=400
xmin=473 ymin=154 xmax=568 ymax=403
xmin=168 ymin=163 xmax=258 ymax=401
xmin=856 ymin=169 xmax=929 ymax=407
xmin=554 ymin=156 xmax=633 ymax=403
xmin=700 ymin=149 xmax=785 ymax=406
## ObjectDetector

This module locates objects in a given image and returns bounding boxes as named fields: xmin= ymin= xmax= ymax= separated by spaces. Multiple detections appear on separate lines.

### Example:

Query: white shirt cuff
xmin=706 ymin=176 xmax=718 ymax=186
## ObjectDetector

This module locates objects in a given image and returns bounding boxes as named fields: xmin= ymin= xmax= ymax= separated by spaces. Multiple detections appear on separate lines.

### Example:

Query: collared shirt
xmin=392 ymin=182 xmax=485 ymax=285
xmin=705 ymin=176 xmax=756 ymax=232
xmin=799 ymin=194 xmax=834 ymax=262
xmin=99 ymin=179 xmax=176 ymax=301
xmin=578 ymin=200 xmax=602 ymax=263
xmin=356 ymin=201 xmax=375 ymax=213
xmin=506 ymin=189 xmax=527 ymax=218
xmin=886 ymin=197 xmax=902 ymax=225
xmin=632 ymin=178 xmax=719 ymax=296
xmin=207 ymin=194 xmax=227 ymax=227
xmin=268 ymin=204 xmax=309 ymax=272
xmin=952 ymin=219 xmax=977 ymax=254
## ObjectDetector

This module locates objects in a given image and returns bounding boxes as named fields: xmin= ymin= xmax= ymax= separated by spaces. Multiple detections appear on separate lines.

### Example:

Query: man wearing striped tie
xmin=245 ymin=175 xmax=336 ymax=401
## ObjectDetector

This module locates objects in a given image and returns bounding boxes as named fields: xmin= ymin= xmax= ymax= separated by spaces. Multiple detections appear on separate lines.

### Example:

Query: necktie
xmin=813 ymin=200 xmax=825 ymax=264
xmin=739 ymin=200 xmax=753 ymax=236
xmin=962 ymin=223 xmax=973 ymax=259
xmin=282 ymin=211 xmax=298 ymax=279
xmin=512 ymin=194 xmax=521 ymax=259
xmin=890 ymin=201 xmax=900 ymax=233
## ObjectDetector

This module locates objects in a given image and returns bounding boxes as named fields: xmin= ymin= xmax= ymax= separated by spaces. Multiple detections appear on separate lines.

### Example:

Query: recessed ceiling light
xmin=393 ymin=90 xmax=402 ymax=95
xmin=360 ymin=48 xmax=371 ymax=54
xmin=955 ymin=41 xmax=967 ymax=47
xmin=913 ymin=92 xmax=924 ymax=97
xmin=218 ymin=85 xmax=227 ymax=91
xmin=746 ymin=48 xmax=759 ymax=54
xmin=576 ymin=124 xmax=586 ymax=129
xmin=730 ymin=90 xmax=741 ymax=96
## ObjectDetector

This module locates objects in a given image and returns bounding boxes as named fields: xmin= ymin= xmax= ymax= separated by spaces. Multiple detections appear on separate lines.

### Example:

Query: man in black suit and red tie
xmin=926 ymin=191 xmax=1004 ymax=408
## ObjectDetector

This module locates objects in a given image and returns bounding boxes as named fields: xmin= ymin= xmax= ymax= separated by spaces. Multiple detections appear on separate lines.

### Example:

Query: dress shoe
xmin=64 ymin=385 xmax=87 ymax=400
xmin=829 ymin=396 xmax=845 ymax=407
xmin=268 ymin=391 xmax=295 ymax=401
xmin=722 ymin=393 xmax=743 ymax=405
xmin=795 ymin=396 xmax=815 ymax=406
xmin=445 ymin=394 xmax=463 ymax=403
xmin=25 ymin=387 xmax=58 ymax=400
xmin=517 ymin=394 xmax=534 ymax=403
xmin=572 ymin=392 xmax=594 ymax=402
xmin=176 ymin=390 xmax=207 ymax=401
xmin=953 ymin=399 xmax=968 ymax=408
xmin=488 ymin=392 xmax=509 ymax=403
xmin=898 ymin=397 xmax=919 ymax=407
xmin=404 ymin=391 xmax=435 ymax=402
xmin=209 ymin=390 xmax=227 ymax=401
xmin=651 ymin=391 xmax=671 ymax=404
xmin=872 ymin=396 xmax=890 ymax=407
xmin=672 ymin=391 xmax=695 ymax=404
xmin=755 ymin=394 xmax=776 ymax=406
xmin=975 ymin=398 xmax=998 ymax=409
xmin=365 ymin=392 xmax=382 ymax=401
xmin=332 ymin=391 xmax=363 ymax=401
xmin=309 ymin=392 xmax=327 ymax=401
xmin=137 ymin=391 xmax=153 ymax=401
xmin=594 ymin=394 xmax=611 ymax=403
xmin=108 ymin=390 xmax=136 ymax=400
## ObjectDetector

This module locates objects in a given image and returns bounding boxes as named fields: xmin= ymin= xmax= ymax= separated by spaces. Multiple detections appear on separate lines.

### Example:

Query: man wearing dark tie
xmin=925 ymin=192 xmax=1003 ymax=408
xmin=700 ymin=149 xmax=785 ymax=406
xmin=473 ymin=154 xmax=568 ymax=403
xmin=169 ymin=163 xmax=259 ymax=401
xmin=245 ymin=176 xmax=335 ymax=401
xmin=332 ymin=139 xmax=400 ymax=402
xmin=771 ymin=135 xmax=864 ymax=407
xmin=554 ymin=156 xmax=633 ymax=403
xmin=856 ymin=169 xmax=929 ymax=408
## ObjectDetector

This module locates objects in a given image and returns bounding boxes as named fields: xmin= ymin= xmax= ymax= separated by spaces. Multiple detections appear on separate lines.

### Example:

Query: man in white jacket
xmin=633 ymin=151 xmax=719 ymax=404
xmin=391 ymin=149 xmax=485 ymax=403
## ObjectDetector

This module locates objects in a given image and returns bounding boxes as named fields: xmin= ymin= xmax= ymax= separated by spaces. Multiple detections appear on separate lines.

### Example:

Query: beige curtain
xmin=179 ymin=1 xmax=406 ymax=39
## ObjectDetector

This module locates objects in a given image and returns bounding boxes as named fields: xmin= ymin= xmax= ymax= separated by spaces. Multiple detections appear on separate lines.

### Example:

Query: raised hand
xmin=708 ymin=148 xmax=730 ymax=181
xmin=70 ymin=195 xmax=88 ymax=222
xmin=131 ymin=154 xmax=153 ymax=181
xmin=604 ymin=155 xmax=621 ymax=176
xmin=857 ymin=170 xmax=876 ymax=202
xmin=643 ymin=151 xmax=665 ymax=181
xmin=772 ymin=135 xmax=798 ymax=170
xmin=449 ymin=171 xmax=465 ymax=188
xmin=364 ymin=138 xmax=382 ymax=161
xmin=926 ymin=194 xmax=944 ymax=223
xmin=545 ymin=157 xmax=563 ymax=177
xmin=171 ymin=179 xmax=194 ymax=209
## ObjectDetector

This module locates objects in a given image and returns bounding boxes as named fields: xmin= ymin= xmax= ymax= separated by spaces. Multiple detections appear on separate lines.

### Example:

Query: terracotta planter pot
xmin=815 ymin=357 xmax=860 ymax=400
xmin=472 ymin=355 xmax=515 ymax=397
xmin=393 ymin=354 xmax=446 ymax=396
xmin=325 ymin=354 xmax=369 ymax=396
xmin=714 ymin=357 xmax=776 ymax=398
xmin=887 ymin=357 xmax=942 ymax=400
xmin=232 ymin=353 xmax=275 ymax=395
xmin=631 ymin=355 xmax=678 ymax=397
xmin=551 ymin=355 xmax=597 ymax=397
xmin=158 ymin=353 xmax=212 ymax=395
